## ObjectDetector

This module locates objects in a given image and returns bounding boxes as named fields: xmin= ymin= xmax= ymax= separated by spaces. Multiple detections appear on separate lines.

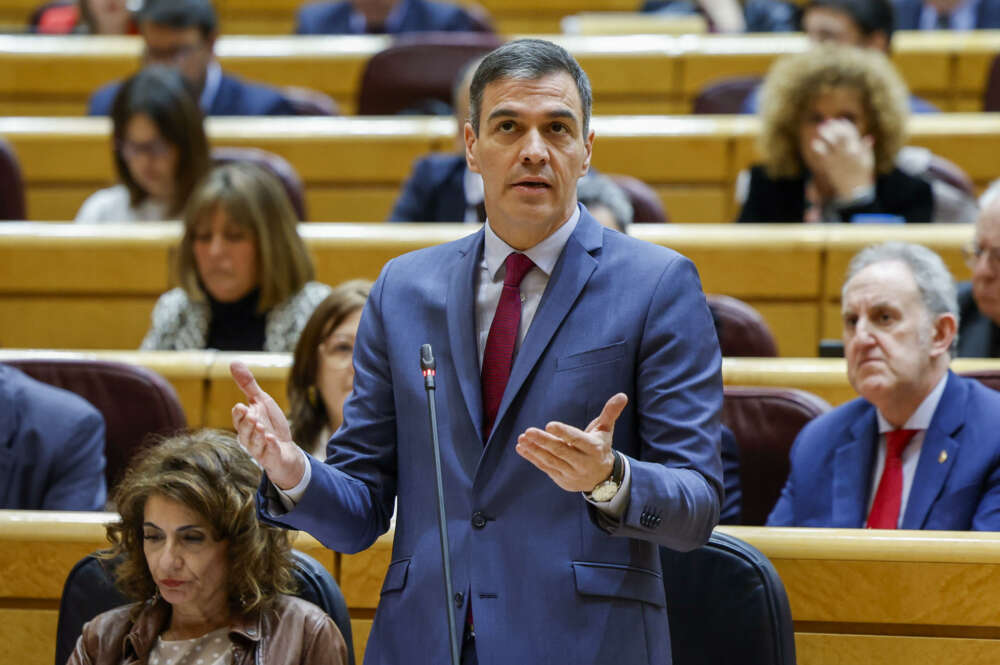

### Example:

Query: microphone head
xmin=420 ymin=344 xmax=436 ymax=371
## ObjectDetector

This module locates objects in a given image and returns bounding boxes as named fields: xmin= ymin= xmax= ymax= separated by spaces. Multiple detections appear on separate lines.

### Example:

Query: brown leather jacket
xmin=66 ymin=594 xmax=348 ymax=665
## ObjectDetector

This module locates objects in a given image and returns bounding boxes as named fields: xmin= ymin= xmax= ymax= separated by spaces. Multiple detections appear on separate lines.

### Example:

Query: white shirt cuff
xmin=584 ymin=454 xmax=631 ymax=518
xmin=275 ymin=448 xmax=313 ymax=511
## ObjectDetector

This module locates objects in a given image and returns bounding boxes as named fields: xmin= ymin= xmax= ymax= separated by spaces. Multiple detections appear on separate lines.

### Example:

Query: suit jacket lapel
xmin=446 ymin=229 xmax=487 ymax=442
xmin=902 ymin=372 xmax=964 ymax=529
xmin=833 ymin=408 xmax=878 ymax=527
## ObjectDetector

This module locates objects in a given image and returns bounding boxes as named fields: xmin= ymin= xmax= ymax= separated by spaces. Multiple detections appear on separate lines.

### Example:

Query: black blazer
xmin=958 ymin=281 xmax=1000 ymax=357
xmin=388 ymin=152 xmax=468 ymax=222
xmin=736 ymin=164 xmax=934 ymax=224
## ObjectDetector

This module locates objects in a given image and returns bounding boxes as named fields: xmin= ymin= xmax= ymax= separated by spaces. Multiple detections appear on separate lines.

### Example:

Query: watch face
xmin=592 ymin=481 xmax=619 ymax=503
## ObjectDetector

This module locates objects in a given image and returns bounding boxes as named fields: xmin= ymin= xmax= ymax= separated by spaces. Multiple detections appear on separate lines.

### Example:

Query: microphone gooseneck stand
xmin=420 ymin=343 xmax=461 ymax=665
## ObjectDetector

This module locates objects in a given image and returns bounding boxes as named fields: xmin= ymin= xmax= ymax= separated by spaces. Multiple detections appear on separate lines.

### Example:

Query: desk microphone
xmin=420 ymin=344 xmax=460 ymax=665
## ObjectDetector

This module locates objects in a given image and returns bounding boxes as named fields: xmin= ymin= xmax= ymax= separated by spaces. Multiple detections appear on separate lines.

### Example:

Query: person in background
xmin=76 ymin=66 xmax=210 ymax=223
xmin=141 ymin=162 xmax=331 ymax=351
xmin=893 ymin=0 xmax=1000 ymax=30
xmin=0 ymin=363 xmax=106 ymax=511
xmin=641 ymin=0 xmax=800 ymax=32
xmin=737 ymin=45 xmax=933 ymax=224
xmin=576 ymin=172 xmax=633 ymax=233
xmin=288 ymin=279 xmax=373 ymax=458
xmin=67 ymin=429 xmax=348 ymax=664
xmin=88 ymin=0 xmax=301 ymax=116
xmin=958 ymin=181 xmax=1000 ymax=356
xmin=296 ymin=0 xmax=490 ymax=35
xmin=35 ymin=0 xmax=137 ymax=34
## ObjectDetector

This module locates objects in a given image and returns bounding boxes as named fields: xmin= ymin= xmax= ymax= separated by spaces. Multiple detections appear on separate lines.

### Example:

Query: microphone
xmin=420 ymin=344 xmax=460 ymax=665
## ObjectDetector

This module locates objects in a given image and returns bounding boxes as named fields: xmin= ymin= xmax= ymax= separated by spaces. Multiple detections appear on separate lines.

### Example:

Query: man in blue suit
xmin=768 ymin=242 xmax=1000 ymax=530
xmin=893 ymin=0 xmax=1000 ymax=30
xmin=88 ymin=0 xmax=298 ymax=117
xmin=232 ymin=39 xmax=723 ymax=664
xmin=296 ymin=0 xmax=488 ymax=35
xmin=0 ymin=364 xmax=106 ymax=511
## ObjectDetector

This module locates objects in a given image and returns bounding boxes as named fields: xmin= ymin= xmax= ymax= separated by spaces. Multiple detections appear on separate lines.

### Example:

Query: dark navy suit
xmin=0 ymin=364 xmax=106 ymax=511
xmin=88 ymin=72 xmax=299 ymax=116
xmin=259 ymin=207 xmax=724 ymax=664
xmin=767 ymin=371 xmax=1000 ymax=530
xmin=296 ymin=0 xmax=484 ymax=34
xmin=893 ymin=0 xmax=1000 ymax=29
xmin=957 ymin=281 xmax=1000 ymax=358
xmin=389 ymin=153 xmax=468 ymax=222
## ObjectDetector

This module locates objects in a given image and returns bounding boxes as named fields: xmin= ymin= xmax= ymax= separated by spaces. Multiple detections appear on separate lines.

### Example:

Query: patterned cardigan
xmin=140 ymin=282 xmax=332 ymax=352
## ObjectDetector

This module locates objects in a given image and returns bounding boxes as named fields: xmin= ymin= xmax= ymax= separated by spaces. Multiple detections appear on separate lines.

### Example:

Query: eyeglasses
xmin=319 ymin=335 xmax=355 ymax=370
xmin=962 ymin=242 xmax=1000 ymax=271
xmin=117 ymin=139 xmax=172 ymax=160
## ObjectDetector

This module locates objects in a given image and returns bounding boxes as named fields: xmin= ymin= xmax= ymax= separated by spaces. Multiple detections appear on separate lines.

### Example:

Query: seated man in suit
xmin=958 ymin=182 xmax=1000 ymax=357
xmin=0 ymin=364 xmax=106 ymax=510
xmin=296 ymin=0 xmax=489 ymax=34
xmin=769 ymin=242 xmax=1000 ymax=530
xmin=88 ymin=0 xmax=299 ymax=116
xmin=893 ymin=0 xmax=1000 ymax=30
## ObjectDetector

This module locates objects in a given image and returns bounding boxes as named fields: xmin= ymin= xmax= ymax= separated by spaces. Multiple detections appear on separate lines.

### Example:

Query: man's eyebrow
xmin=486 ymin=107 xmax=579 ymax=124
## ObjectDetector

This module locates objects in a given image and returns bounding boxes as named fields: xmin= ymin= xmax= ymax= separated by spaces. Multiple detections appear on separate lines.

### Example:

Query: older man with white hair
xmin=958 ymin=181 xmax=1000 ymax=357
xmin=768 ymin=242 xmax=1000 ymax=530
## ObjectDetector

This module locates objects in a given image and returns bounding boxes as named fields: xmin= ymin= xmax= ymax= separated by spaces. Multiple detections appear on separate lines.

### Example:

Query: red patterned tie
xmin=481 ymin=252 xmax=535 ymax=438
xmin=866 ymin=429 xmax=920 ymax=529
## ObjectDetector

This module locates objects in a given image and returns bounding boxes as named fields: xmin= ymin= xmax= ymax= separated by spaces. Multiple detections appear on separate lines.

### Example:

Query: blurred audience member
xmin=389 ymin=60 xmax=483 ymax=222
xmin=743 ymin=0 xmax=939 ymax=114
xmin=141 ymin=163 xmax=331 ymax=351
xmin=36 ymin=0 xmax=137 ymax=34
xmin=76 ymin=66 xmax=209 ymax=223
xmin=296 ymin=0 xmax=490 ymax=35
xmin=958 ymin=182 xmax=1000 ymax=356
xmin=89 ymin=0 xmax=301 ymax=116
xmin=576 ymin=173 xmax=633 ymax=233
xmin=641 ymin=0 xmax=799 ymax=32
xmin=67 ymin=429 xmax=348 ymax=664
xmin=737 ymin=45 xmax=933 ymax=224
xmin=893 ymin=0 xmax=1000 ymax=30
xmin=0 ymin=364 xmax=106 ymax=511
xmin=769 ymin=242 xmax=1000 ymax=530
xmin=288 ymin=279 xmax=373 ymax=458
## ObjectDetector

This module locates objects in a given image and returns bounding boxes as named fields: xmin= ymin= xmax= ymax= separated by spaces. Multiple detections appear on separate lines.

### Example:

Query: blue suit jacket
xmin=957 ymin=281 xmax=1000 ymax=357
xmin=260 ymin=207 xmax=724 ymax=664
xmin=0 ymin=364 xmax=106 ymax=510
xmin=296 ymin=0 xmax=483 ymax=34
xmin=893 ymin=0 xmax=1000 ymax=29
xmin=767 ymin=371 xmax=1000 ymax=529
xmin=389 ymin=153 xmax=467 ymax=222
xmin=87 ymin=72 xmax=298 ymax=116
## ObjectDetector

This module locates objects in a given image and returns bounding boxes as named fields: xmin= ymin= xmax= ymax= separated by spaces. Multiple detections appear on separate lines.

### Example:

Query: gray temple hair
xmin=577 ymin=173 xmax=633 ymax=231
xmin=842 ymin=241 xmax=959 ymax=353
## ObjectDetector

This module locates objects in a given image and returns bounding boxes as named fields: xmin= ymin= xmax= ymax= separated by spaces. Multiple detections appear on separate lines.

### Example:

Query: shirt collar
xmin=199 ymin=60 xmax=223 ymax=113
xmin=463 ymin=165 xmax=484 ymax=206
xmin=483 ymin=205 xmax=581 ymax=280
xmin=876 ymin=371 xmax=949 ymax=433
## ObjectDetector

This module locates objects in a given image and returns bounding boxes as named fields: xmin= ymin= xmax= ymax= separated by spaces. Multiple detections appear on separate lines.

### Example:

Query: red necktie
xmin=866 ymin=429 xmax=920 ymax=529
xmin=481 ymin=252 xmax=535 ymax=438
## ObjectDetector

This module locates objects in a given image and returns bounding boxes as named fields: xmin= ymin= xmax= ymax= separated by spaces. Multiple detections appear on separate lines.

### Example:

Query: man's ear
xmin=865 ymin=31 xmax=889 ymax=54
xmin=579 ymin=128 xmax=595 ymax=176
xmin=464 ymin=121 xmax=480 ymax=174
xmin=930 ymin=312 xmax=958 ymax=359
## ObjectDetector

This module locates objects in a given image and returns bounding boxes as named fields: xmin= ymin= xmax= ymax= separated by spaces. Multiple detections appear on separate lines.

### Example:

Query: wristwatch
xmin=589 ymin=450 xmax=624 ymax=503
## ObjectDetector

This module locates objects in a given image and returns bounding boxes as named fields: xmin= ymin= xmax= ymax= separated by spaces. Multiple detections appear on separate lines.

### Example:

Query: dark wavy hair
xmin=103 ymin=429 xmax=296 ymax=614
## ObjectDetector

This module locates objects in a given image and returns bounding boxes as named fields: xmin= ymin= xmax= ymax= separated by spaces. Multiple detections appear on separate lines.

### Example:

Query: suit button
xmin=471 ymin=512 xmax=487 ymax=529
xmin=454 ymin=592 xmax=464 ymax=607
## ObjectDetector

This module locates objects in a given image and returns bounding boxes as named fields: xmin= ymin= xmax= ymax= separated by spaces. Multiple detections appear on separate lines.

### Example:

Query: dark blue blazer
xmin=719 ymin=424 xmax=742 ymax=524
xmin=893 ymin=0 xmax=1000 ymax=29
xmin=957 ymin=280 xmax=1000 ymax=357
xmin=389 ymin=152 xmax=467 ymax=222
xmin=88 ymin=72 xmax=299 ymax=116
xmin=767 ymin=371 xmax=1000 ymax=530
xmin=296 ymin=0 xmax=483 ymax=34
xmin=0 ymin=364 xmax=106 ymax=510
xmin=259 ymin=207 xmax=724 ymax=664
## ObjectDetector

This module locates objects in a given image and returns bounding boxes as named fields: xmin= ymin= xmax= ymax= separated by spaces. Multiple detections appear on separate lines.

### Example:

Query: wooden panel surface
xmin=795 ymin=633 xmax=1000 ymax=665
xmin=0 ymin=608 xmax=58 ymax=665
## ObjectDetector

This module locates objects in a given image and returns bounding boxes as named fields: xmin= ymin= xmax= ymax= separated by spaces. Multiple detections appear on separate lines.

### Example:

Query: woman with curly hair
xmin=737 ymin=44 xmax=933 ymax=224
xmin=66 ymin=429 xmax=348 ymax=665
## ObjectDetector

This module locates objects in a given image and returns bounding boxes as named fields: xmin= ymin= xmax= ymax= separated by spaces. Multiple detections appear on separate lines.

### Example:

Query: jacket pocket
xmin=556 ymin=341 xmax=626 ymax=372
xmin=380 ymin=558 xmax=411 ymax=596
xmin=571 ymin=561 xmax=665 ymax=608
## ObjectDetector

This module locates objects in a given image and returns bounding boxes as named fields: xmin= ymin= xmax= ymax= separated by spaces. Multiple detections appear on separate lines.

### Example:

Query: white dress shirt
xmin=199 ymin=60 xmax=223 ymax=113
xmin=866 ymin=372 xmax=949 ymax=527
xmin=919 ymin=0 xmax=979 ymax=30
xmin=462 ymin=166 xmax=485 ymax=224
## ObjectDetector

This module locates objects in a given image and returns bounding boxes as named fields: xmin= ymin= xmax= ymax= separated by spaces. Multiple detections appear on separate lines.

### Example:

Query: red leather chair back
xmin=212 ymin=146 xmax=308 ymax=221
xmin=984 ymin=53 xmax=1000 ymax=111
xmin=0 ymin=137 xmax=27 ymax=220
xmin=609 ymin=174 xmax=669 ymax=224
xmin=722 ymin=386 xmax=831 ymax=525
xmin=693 ymin=76 xmax=762 ymax=114
xmin=357 ymin=32 xmax=503 ymax=116
xmin=708 ymin=294 xmax=779 ymax=357
xmin=3 ymin=359 xmax=187 ymax=493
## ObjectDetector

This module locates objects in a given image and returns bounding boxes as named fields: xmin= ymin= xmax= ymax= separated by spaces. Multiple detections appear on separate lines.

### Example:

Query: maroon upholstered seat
xmin=722 ymin=386 xmax=831 ymax=525
xmin=3 ymin=358 xmax=187 ymax=493
xmin=608 ymin=174 xmax=669 ymax=224
xmin=925 ymin=153 xmax=976 ymax=198
xmin=960 ymin=370 xmax=1000 ymax=393
xmin=356 ymin=32 xmax=503 ymax=116
xmin=282 ymin=85 xmax=340 ymax=116
xmin=693 ymin=76 xmax=762 ymax=114
xmin=0 ymin=137 xmax=27 ymax=220
xmin=707 ymin=294 xmax=779 ymax=357
xmin=212 ymin=146 xmax=308 ymax=221
xmin=984 ymin=53 xmax=1000 ymax=111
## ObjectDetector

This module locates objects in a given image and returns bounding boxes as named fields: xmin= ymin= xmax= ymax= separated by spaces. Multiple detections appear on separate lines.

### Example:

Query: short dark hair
xmin=802 ymin=0 xmax=895 ymax=41
xmin=110 ymin=65 xmax=210 ymax=216
xmin=469 ymin=38 xmax=592 ymax=135
xmin=139 ymin=0 xmax=218 ymax=37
